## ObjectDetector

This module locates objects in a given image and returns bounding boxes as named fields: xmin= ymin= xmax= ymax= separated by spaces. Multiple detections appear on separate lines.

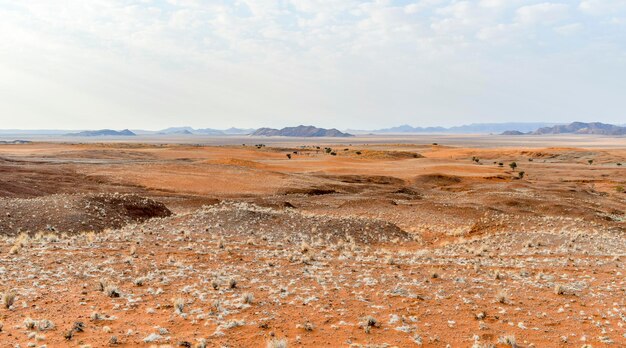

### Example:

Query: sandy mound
xmin=0 ymin=159 xmax=140 ymax=198
xmin=0 ymin=193 xmax=171 ymax=235
xmin=317 ymin=174 xmax=405 ymax=186
xmin=169 ymin=202 xmax=412 ymax=244
xmin=413 ymin=173 xmax=463 ymax=187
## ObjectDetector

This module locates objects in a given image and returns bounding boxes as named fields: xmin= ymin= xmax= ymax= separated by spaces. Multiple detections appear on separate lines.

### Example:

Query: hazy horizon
xmin=3 ymin=121 xmax=626 ymax=133
xmin=1 ymin=1 xmax=625 ymax=130
xmin=0 ymin=121 xmax=570 ymax=133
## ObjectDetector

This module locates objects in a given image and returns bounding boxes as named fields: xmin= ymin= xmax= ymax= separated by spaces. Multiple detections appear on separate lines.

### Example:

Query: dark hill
xmin=252 ymin=125 xmax=353 ymax=137
xmin=533 ymin=122 xmax=626 ymax=135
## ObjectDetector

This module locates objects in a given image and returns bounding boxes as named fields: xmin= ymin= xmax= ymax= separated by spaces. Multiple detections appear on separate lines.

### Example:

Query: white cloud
xmin=554 ymin=22 xmax=583 ymax=35
xmin=0 ymin=0 xmax=625 ymax=129
xmin=579 ymin=0 xmax=626 ymax=15
xmin=516 ymin=3 xmax=569 ymax=24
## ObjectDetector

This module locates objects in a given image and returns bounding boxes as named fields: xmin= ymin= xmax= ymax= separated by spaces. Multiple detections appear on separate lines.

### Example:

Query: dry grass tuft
xmin=1 ymin=290 xmax=16 ymax=309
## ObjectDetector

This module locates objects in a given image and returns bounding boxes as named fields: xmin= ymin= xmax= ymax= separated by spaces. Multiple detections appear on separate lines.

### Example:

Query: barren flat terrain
xmin=0 ymin=136 xmax=624 ymax=347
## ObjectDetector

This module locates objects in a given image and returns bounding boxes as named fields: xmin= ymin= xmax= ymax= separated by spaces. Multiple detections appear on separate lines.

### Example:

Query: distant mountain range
xmin=65 ymin=129 xmax=136 ymax=137
xmin=0 ymin=140 xmax=31 ymax=144
xmin=2 ymin=122 xmax=624 ymax=138
xmin=532 ymin=122 xmax=626 ymax=135
xmin=252 ymin=125 xmax=353 ymax=137
xmin=500 ymin=122 xmax=626 ymax=136
xmin=148 ymin=127 xmax=255 ymax=135
xmin=351 ymin=122 xmax=557 ymax=134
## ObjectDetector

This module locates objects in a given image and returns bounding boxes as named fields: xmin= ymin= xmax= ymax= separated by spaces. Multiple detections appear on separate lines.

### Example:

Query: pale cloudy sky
xmin=0 ymin=0 xmax=625 ymax=130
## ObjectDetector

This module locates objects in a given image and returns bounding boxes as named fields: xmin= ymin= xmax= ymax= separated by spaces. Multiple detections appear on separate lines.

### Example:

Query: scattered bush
xmin=241 ymin=292 xmax=254 ymax=304
xmin=554 ymin=284 xmax=566 ymax=295
xmin=104 ymin=285 xmax=120 ymax=298
xmin=267 ymin=338 xmax=288 ymax=348
xmin=173 ymin=298 xmax=185 ymax=314
xmin=1 ymin=290 xmax=16 ymax=309
xmin=496 ymin=290 xmax=509 ymax=304
xmin=360 ymin=315 xmax=380 ymax=333
xmin=498 ymin=335 xmax=517 ymax=347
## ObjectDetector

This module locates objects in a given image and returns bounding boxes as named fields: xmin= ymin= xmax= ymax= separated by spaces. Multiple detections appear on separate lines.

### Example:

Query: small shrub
xmin=173 ymin=298 xmax=185 ymax=314
xmin=241 ymin=293 xmax=254 ymax=304
xmin=360 ymin=315 xmax=380 ymax=333
xmin=98 ymin=279 xmax=109 ymax=292
xmin=267 ymin=338 xmax=288 ymax=348
xmin=300 ymin=321 xmax=314 ymax=331
xmin=1 ymin=290 xmax=16 ymax=309
xmin=509 ymin=162 xmax=517 ymax=171
xmin=300 ymin=242 xmax=310 ymax=253
xmin=496 ymin=290 xmax=509 ymax=304
xmin=498 ymin=335 xmax=517 ymax=347
xmin=104 ymin=285 xmax=120 ymax=298
xmin=24 ymin=317 xmax=37 ymax=329
xmin=229 ymin=278 xmax=237 ymax=289
xmin=133 ymin=277 xmax=146 ymax=287
xmin=554 ymin=284 xmax=566 ymax=295
xmin=37 ymin=319 xmax=55 ymax=331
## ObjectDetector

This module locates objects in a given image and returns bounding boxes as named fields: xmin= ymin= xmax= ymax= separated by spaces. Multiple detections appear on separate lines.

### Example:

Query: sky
xmin=0 ymin=0 xmax=625 ymax=130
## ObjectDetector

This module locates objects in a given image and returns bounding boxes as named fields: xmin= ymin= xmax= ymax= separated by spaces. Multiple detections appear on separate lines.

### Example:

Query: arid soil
xmin=0 ymin=139 xmax=624 ymax=347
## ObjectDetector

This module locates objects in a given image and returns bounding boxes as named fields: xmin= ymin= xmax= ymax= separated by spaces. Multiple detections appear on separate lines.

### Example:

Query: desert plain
xmin=0 ymin=135 xmax=625 ymax=347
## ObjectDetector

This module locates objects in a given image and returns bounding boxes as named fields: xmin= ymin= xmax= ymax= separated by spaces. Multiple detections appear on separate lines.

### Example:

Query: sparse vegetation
xmin=1 ymin=290 xmax=16 ymax=309
xmin=173 ymin=298 xmax=185 ymax=314
xmin=496 ymin=290 xmax=510 ymax=304
xmin=104 ymin=285 xmax=120 ymax=298
xmin=498 ymin=335 xmax=517 ymax=347
xmin=0 ymin=141 xmax=624 ymax=346
xmin=554 ymin=284 xmax=566 ymax=295
xmin=241 ymin=292 xmax=254 ymax=304
xmin=267 ymin=338 xmax=288 ymax=348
